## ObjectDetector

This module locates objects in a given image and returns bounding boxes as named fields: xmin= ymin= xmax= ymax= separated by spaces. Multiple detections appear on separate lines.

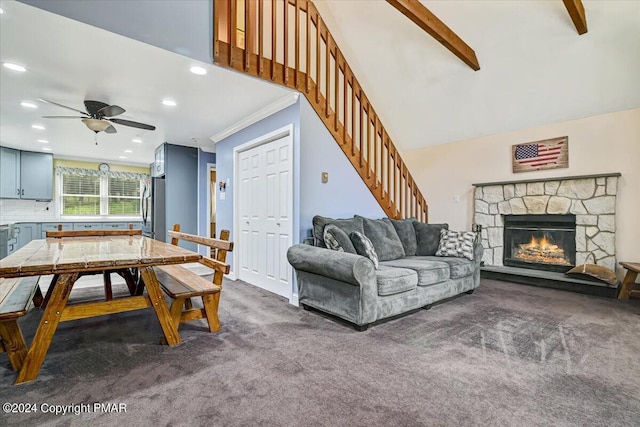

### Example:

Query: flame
xmin=527 ymin=235 xmax=551 ymax=249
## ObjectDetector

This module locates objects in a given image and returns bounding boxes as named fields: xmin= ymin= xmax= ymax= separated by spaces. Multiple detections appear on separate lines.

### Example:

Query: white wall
xmin=404 ymin=108 xmax=640 ymax=278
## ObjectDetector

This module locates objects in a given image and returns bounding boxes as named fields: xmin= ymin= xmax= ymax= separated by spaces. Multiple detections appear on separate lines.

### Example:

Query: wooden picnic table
xmin=0 ymin=235 xmax=202 ymax=384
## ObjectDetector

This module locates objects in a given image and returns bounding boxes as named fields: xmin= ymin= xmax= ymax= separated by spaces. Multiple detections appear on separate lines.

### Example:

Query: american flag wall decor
xmin=512 ymin=136 xmax=568 ymax=173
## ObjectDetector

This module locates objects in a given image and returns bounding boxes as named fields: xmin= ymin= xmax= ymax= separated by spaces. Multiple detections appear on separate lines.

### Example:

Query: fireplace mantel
xmin=473 ymin=174 xmax=619 ymax=273
xmin=472 ymin=172 xmax=621 ymax=187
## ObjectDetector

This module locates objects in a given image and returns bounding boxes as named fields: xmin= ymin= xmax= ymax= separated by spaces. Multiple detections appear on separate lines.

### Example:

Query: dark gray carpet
xmin=1 ymin=279 xmax=639 ymax=426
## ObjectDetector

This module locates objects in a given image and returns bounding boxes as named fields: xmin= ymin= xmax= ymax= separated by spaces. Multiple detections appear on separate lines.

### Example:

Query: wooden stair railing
xmin=213 ymin=0 xmax=427 ymax=221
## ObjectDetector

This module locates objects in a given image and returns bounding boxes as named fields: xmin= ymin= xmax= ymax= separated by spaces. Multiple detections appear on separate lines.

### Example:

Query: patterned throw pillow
xmin=435 ymin=229 xmax=476 ymax=261
xmin=349 ymin=231 xmax=379 ymax=269
xmin=324 ymin=224 xmax=345 ymax=252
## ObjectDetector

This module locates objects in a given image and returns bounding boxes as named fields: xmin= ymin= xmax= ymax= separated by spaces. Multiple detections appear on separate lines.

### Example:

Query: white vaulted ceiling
xmin=0 ymin=1 xmax=291 ymax=165
xmin=314 ymin=0 xmax=640 ymax=151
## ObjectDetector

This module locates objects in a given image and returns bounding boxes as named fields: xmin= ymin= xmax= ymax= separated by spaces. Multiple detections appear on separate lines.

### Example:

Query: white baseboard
xmin=289 ymin=293 xmax=299 ymax=307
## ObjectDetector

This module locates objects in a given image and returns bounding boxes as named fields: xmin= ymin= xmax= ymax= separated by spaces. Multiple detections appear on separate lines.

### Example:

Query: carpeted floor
xmin=1 ymin=278 xmax=639 ymax=426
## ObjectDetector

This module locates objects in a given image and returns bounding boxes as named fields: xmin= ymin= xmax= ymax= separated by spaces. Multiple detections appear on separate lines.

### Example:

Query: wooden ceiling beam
xmin=562 ymin=0 xmax=588 ymax=35
xmin=386 ymin=0 xmax=480 ymax=71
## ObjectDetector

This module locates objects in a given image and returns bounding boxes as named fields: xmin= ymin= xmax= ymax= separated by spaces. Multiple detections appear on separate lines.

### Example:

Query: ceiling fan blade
xmin=98 ymin=105 xmax=125 ymax=117
xmin=42 ymin=115 xmax=86 ymax=118
xmin=109 ymin=118 xmax=156 ymax=131
xmin=39 ymin=98 xmax=88 ymax=115
xmin=104 ymin=125 xmax=118 ymax=134
xmin=84 ymin=100 xmax=110 ymax=116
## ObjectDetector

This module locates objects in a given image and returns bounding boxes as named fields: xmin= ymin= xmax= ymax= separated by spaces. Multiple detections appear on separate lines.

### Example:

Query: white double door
xmin=238 ymin=135 xmax=292 ymax=299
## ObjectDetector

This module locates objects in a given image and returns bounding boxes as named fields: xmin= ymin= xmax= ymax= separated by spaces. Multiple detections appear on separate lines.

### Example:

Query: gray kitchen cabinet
xmin=41 ymin=223 xmax=72 ymax=238
xmin=0 ymin=147 xmax=20 ymax=199
xmin=15 ymin=223 xmax=41 ymax=250
xmin=20 ymin=151 xmax=54 ymax=200
xmin=73 ymin=223 xmax=103 ymax=230
xmin=0 ymin=147 xmax=53 ymax=200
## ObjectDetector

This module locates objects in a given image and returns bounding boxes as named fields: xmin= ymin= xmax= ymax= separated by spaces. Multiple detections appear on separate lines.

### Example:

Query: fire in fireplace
xmin=503 ymin=214 xmax=576 ymax=273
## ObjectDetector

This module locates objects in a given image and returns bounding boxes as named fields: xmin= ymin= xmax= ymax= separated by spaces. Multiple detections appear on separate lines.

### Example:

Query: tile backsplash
xmin=0 ymin=199 xmax=57 ymax=223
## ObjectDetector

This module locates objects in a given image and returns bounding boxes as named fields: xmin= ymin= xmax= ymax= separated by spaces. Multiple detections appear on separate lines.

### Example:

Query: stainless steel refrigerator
xmin=150 ymin=143 xmax=198 ymax=251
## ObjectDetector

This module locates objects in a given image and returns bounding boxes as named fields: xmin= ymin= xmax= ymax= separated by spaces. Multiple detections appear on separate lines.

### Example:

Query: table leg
xmin=618 ymin=269 xmax=638 ymax=300
xmin=118 ymin=269 xmax=138 ymax=296
xmin=103 ymin=271 xmax=113 ymax=301
xmin=15 ymin=273 xmax=78 ymax=384
xmin=139 ymin=267 xmax=181 ymax=347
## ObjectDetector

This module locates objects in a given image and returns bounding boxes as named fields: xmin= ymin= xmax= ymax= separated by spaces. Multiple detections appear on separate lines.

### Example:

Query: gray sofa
xmin=287 ymin=215 xmax=483 ymax=330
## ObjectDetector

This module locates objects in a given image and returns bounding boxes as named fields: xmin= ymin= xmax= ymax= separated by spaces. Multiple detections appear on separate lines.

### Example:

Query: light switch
xmin=453 ymin=195 xmax=460 ymax=203
xmin=321 ymin=172 xmax=329 ymax=183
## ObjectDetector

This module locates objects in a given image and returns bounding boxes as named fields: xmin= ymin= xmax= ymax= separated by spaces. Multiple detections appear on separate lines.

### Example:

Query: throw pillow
xmin=414 ymin=222 xmax=449 ymax=256
xmin=388 ymin=218 xmax=417 ymax=256
xmin=349 ymin=231 xmax=379 ymax=269
xmin=435 ymin=229 xmax=476 ymax=261
xmin=312 ymin=216 xmax=364 ymax=248
xmin=323 ymin=224 xmax=357 ymax=253
xmin=356 ymin=216 xmax=405 ymax=261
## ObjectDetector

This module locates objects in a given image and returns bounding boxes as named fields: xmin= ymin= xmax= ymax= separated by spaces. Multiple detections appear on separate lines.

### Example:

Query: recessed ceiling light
xmin=124 ymin=149 xmax=133 ymax=153
xmin=42 ymin=147 xmax=52 ymax=151
xmin=119 ymin=156 xmax=127 ymax=159
xmin=3 ymin=62 xmax=26 ymax=72
xmin=190 ymin=66 xmax=207 ymax=75
xmin=31 ymin=124 xmax=45 ymax=130
xmin=38 ymin=139 xmax=49 ymax=143
xmin=21 ymin=101 xmax=38 ymax=109
xmin=162 ymin=99 xmax=177 ymax=107
xmin=0 ymin=8 xmax=5 ymax=14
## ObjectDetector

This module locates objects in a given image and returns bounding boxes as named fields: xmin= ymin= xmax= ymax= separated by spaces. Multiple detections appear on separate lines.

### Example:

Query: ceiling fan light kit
xmin=81 ymin=118 xmax=112 ymax=132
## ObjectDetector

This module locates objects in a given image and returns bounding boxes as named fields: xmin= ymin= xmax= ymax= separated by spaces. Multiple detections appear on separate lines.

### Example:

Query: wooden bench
xmin=45 ymin=224 xmax=142 ymax=303
xmin=154 ymin=224 xmax=233 ymax=333
xmin=618 ymin=262 xmax=640 ymax=300
xmin=0 ymin=277 xmax=42 ymax=371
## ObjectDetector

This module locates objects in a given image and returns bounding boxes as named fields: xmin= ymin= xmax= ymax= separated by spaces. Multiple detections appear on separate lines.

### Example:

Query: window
xmin=108 ymin=177 xmax=141 ymax=215
xmin=58 ymin=168 xmax=146 ymax=217
xmin=61 ymin=174 xmax=101 ymax=215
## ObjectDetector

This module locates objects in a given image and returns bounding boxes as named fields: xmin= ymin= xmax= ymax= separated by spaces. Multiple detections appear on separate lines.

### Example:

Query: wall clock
xmin=99 ymin=163 xmax=110 ymax=172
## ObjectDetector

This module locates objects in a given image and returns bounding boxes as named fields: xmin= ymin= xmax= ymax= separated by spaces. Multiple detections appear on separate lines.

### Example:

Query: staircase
xmin=213 ymin=0 xmax=428 ymax=221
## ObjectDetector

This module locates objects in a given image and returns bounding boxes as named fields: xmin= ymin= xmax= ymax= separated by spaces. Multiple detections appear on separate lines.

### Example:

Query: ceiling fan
xmin=40 ymin=99 xmax=156 ymax=134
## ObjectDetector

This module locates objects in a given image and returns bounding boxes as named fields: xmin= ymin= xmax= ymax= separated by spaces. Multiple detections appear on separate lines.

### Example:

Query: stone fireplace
xmin=473 ymin=173 xmax=620 ymax=273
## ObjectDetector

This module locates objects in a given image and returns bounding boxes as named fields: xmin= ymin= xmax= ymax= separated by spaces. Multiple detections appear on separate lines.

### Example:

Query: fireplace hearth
xmin=503 ymin=214 xmax=576 ymax=273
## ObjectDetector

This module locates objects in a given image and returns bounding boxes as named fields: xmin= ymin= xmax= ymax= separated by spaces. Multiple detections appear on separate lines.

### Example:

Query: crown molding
xmin=209 ymin=92 xmax=299 ymax=143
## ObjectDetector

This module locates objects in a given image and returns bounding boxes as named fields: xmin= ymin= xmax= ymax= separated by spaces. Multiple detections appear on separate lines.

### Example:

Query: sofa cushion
xmin=413 ymin=256 xmax=476 ymax=279
xmin=379 ymin=258 xmax=450 ymax=287
xmin=375 ymin=266 xmax=418 ymax=296
xmin=356 ymin=216 xmax=405 ymax=261
xmin=323 ymin=224 xmax=357 ymax=254
xmin=350 ymin=231 xmax=379 ymax=269
xmin=414 ymin=222 xmax=448 ymax=256
xmin=387 ymin=218 xmax=417 ymax=257
xmin=436 ymin=230 xmax=476 ymax=260
xmin=313 ymin=216 xmax=364 ymax=248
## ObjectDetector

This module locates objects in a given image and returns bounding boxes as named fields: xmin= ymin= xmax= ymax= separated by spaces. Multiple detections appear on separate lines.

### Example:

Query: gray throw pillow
xmin=435 ymin=229 xmax=476 ymax=260
xmin=414 ymin=222 xmax=449 ymax=256
xmin=356 ymin=216 xmax=405 ymax=261
xmin=350 ymin=231 xmax=379 ymax=269
xmin=323 ymin=224 xmax=357 ymax=253
xmin=312 ymin=216 xmax=364 ymax=248
xmin=387 ymin=218 xmax=417 ymax=256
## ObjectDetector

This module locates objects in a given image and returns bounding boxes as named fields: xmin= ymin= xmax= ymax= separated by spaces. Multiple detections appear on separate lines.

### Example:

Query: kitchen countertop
xmin=1 ymin=219 xmax=143 ymax=226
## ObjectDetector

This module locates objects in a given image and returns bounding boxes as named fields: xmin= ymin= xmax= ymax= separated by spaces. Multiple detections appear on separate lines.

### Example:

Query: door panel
xmin=237 ymin=135 xmax=292 ymax=298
